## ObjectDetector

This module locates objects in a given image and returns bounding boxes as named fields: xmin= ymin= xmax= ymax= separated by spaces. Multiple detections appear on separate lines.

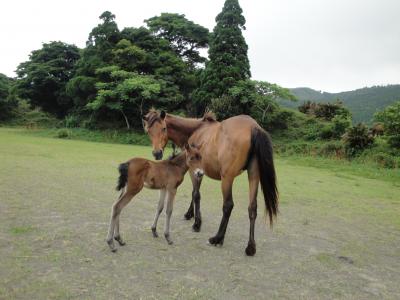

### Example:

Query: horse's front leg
xmin=209 ymin=177 xmax=234 ymax=246
xmin=191 ymin=171 xmax=203 ymax=232
xmin=184 ymin=199 xmax=194 ymax=220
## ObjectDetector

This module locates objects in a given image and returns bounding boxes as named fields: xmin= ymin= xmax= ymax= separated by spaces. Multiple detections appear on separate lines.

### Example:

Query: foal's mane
xmin=167 ymin=151 xmax=186 ymax=167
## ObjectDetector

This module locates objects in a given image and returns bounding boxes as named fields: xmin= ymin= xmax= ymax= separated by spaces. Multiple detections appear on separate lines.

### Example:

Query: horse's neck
xmin=166 ymin=115 xmax=203 ymax=147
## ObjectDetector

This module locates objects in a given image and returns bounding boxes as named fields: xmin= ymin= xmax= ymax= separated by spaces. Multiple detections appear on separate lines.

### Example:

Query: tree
xmin=87 ymin=11 xmax=120 ymax=63
xmin=195 ymin=0 xmax=251 ymax=114
xmin=66 ymin=11 xmax=121 ymax=110
xmin=374 ymin=101 xmax=400 ymax=148
xmin=250 ymin=81 xmax=297 ymax=130
xmin=15 ymin=42 xmax=80 ymax=117
xmin=0 ymin=73 xmax=16 ymax=120
xmin=86 ymin=66 xmax=163 ymax=129
xmin=145 ymin=13 xmax=209 ymax=67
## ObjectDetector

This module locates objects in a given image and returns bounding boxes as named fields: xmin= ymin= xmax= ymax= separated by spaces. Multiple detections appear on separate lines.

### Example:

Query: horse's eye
xmin=162 ymin=128 xmax=167 ymax=132
xmin=195 ymin=154 xmax=201 ymax=160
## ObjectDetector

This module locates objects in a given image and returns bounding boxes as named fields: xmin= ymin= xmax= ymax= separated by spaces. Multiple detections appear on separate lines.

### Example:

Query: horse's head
xmin=185 ymin=143 xmax=204 ymax=179
xmin=143 ymin=110 xmax=168 ymax=160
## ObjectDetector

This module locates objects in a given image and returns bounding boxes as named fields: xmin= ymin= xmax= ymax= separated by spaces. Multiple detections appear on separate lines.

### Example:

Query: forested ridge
xmin=283 ymin=85 xmax=400 ymax=123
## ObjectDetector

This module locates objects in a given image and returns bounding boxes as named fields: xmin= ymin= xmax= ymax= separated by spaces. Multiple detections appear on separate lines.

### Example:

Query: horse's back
xmin=191 ymin=115 xmax=261 ymax=179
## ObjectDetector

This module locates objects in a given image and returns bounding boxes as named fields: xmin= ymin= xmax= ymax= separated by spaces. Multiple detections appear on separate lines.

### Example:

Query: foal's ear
xmin=160 ymin=110 xmax=166 ymax=120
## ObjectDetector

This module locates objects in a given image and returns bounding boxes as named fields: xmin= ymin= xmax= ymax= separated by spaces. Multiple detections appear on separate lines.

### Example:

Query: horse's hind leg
xmin=245 ymin=158 xmax=259 ymax=256
xmin=106 ymin=190 xmax=137 ymax=252
xmin=151 ymin=189 xmax=166 ymax=237
xmin=164 ymin=189 xmax=177 ymax=245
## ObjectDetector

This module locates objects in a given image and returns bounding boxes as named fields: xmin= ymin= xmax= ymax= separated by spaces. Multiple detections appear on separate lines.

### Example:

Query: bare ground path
xmin=0 ymin=128 xmax=399 ymax=299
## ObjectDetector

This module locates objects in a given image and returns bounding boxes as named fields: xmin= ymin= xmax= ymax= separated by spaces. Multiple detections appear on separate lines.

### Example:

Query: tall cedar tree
xmin=195 ymin=0 xmax=251 ymax=114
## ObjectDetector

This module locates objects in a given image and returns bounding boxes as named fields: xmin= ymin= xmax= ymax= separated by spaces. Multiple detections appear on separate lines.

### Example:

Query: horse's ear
xmin=160 ymin=110 xmax=166 ymax=120
xmin=184 ymin=143 xmax=190 ymax=151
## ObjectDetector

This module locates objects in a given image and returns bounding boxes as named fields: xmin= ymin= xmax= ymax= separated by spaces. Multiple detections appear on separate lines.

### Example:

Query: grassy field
xmin=0 ymin=127 xmax=399 ymax=299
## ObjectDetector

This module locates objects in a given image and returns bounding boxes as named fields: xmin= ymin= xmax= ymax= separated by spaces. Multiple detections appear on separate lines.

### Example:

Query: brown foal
xmin=143 ymin=109 xmax=278 ymax=256
xmin=106 ymin=145 xmax=203 ymax=252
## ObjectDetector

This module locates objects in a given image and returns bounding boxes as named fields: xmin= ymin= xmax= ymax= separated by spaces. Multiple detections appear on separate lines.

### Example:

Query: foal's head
xmin=185 ymin=143 xmax=204 ymax=179
xmin=143 ymin=110 xmax=168 ymax=160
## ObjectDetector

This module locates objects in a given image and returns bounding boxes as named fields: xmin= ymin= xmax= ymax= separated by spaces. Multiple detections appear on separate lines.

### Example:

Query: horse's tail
xmin=116 ymin=162 xmax=129 ymax=191
xmin=250 ymin=127 xmax=279 ymax=226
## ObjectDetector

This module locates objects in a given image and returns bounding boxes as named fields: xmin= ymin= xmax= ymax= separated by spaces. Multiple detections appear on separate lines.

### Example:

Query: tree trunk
xmin=121 ymin=110 xmax=130 ymax=129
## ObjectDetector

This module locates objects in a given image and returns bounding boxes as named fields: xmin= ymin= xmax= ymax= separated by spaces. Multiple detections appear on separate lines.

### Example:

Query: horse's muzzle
xmin=153 ymin=150 xmax=163 ymax=160
xmin=194 ymin=168 xmax=204 ymax=179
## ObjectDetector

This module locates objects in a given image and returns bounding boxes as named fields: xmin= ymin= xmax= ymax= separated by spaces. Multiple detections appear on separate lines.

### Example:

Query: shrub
xmin=65 ymin=114 xmax=80 ymax=128
xmin=56 ymin=129 xmax=70 ymax=139
xmin=299 ymin=100 xmax=351 ymax=121
xmin=331 ymin=115 xmax=351 ymax=138
xmin=370 ymin=152 xmax=398 ymax=169
xmin=374 ymin=101 xmax=400 ymax=149
xmin=342 ymin=123 xmax=374 ymax=156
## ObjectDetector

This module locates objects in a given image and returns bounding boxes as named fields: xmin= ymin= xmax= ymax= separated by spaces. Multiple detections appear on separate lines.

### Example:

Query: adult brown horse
xmin=142 ymin=110 xmax=278 ymax=256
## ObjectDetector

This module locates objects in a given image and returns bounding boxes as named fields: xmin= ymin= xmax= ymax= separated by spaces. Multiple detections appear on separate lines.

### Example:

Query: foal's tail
xmin=116 ymin=162 xmax=129 ymax=191
xmin=251 ymin=127 xmax=279 ymax=226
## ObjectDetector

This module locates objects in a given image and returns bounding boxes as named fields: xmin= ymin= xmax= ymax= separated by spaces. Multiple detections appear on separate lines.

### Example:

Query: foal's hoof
xmin=107 ymin=240 xmax=117 ymax=252
xmin=192 ymin=221 xmax=201 ymax=232
xmin=114 ymin=235 xmax=126 ymax=246
xmin=245 ymin=243 xmax=256 ymax=256
xmin=151 ymin=227 xmax=158 ymax=238
xmin=208 ymin=235 xmax=224 ymax=246
xmin=184 ymin=210 xmax=194 ymax=220
xmin=164 ymin=233 xmax=173 ymax=245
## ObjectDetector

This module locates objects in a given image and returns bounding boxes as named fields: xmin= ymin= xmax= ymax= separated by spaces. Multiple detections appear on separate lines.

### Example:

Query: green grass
xmin=1 ymin=127 xmax=400 ymax=299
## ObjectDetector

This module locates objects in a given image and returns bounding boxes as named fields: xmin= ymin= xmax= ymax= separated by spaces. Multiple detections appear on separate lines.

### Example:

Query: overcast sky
xmin=1 ymin=0 xmax=399 ymax=92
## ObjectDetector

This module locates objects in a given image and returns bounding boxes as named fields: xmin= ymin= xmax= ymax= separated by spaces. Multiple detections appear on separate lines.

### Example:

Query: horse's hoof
xmin=151 ymin=227 xmax=158 ymax=238
xmin=114 ymin=236 xmax=126 ymax=246
xmin=208 ymin=236 xmax=224 ymax=246
xmin=111 ymin=248 xmax=118 ymax=253
xmin=245 ymin=243 xmax=256 ymax=256
xmin=192 ymin=222 xmax=201 ymax=232
xmin=184 ymin=211 xmax=194 ymax=220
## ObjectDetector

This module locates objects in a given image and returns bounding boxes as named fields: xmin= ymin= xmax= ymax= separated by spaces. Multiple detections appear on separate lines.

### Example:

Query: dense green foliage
xmin=282 ymin=85 xmax=400 ymax=123
xmin=0 ymin=74 xmax=16 ymax=120
xmin=342 ymin=123 xmax=375 ymax=156
xmin=374 ymin=101 xmax=400 ymax=149
xmin=15 ymin=42 xmax=80 ymax=117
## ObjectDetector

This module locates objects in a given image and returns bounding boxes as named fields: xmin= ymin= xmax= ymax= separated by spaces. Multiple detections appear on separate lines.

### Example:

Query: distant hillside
xmin=280 ymin=85 xmax=400 ymax=123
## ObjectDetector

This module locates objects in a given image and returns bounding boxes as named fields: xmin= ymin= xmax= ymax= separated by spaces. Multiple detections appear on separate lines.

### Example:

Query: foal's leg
xmin=191 ymin=172 xmax=203 ymax=232
xmin=246 ymin=158 xmax=259 ymax=256
xmin=151 ymin=189 xmax=166 ymax=237
xmin=209 ymin=177 xmax=234 ymax=246
xmin=106 ymin=188 xmax=140 ymax=252
xmin=164 ymin=189 xmax=177 ymax=245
